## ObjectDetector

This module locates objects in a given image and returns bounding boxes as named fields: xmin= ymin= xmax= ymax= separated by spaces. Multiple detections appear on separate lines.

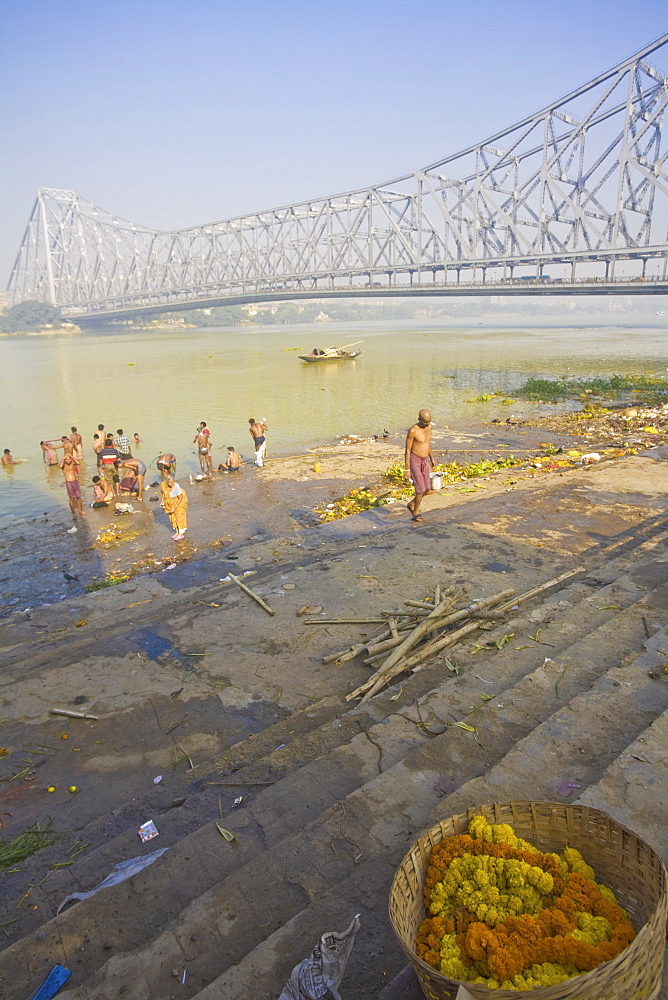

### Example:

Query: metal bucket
xmin=430 ymin=474 xmax=443 ymax=490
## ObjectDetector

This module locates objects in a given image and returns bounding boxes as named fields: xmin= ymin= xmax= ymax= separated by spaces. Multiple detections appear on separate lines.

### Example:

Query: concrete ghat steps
xmin=0 ymin=558 xmax=657 ymax=969
xmin=0 ymin=548 xmax=645 ymax=943
xmin=1 ymin=533 xmax=667 ymax=997
xmin=17 ymin=603 xmax=667 ymax=999
xmin=183 ymin=627 xmax=668 ymax=1000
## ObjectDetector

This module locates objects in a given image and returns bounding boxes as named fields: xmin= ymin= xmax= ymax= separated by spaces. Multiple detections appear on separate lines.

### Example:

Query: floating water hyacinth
xmin=416 ymin=814 xmax=635 ymax=990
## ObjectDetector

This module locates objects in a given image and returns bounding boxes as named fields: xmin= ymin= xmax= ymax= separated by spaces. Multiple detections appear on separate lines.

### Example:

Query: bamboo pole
xmin=306 ymin=618 xmax=387 ymax=624
xmin=322 ymin=617 xmax=416 ymax=665
xmin=330 ymin=643 xmax=368 ymax=665
xmin=228 ymin=573 xmax=275 ymax=616
xmin=357 ymin=569 xmax=586 ymax=700
xmin=352 ymin=589 xmax=515 ymax=703
xmin=346 ymin=596 xmax=481 ymax=702
xmin=363 ymin=603 xmax=490 ymax=665
xmin=495 ymin=567 xmax=585 ymax=611
xmin=402 ymin=572 xmax=583 ymax=675
xmin=50 ymin=708 xmax=99 ymax=721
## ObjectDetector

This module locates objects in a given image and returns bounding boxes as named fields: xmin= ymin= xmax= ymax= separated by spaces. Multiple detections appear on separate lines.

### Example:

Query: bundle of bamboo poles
xmin=313 ymin=567 xmax=584 ymax=705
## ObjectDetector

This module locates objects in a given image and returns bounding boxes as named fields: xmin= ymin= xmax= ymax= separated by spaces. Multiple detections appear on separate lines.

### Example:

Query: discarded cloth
xmin=278 ymin=914 xmax=361 ymax=1000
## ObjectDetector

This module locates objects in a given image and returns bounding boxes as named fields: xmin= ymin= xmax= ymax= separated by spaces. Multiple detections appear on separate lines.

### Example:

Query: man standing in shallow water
xmin=404 ymin=408 xmax=435 ymax=522
xmin=60 ymin=453 xmax=85 ymax=528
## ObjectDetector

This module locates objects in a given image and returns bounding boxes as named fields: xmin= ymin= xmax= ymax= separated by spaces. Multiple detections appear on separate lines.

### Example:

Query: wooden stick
xmin=389 ymin=618 xmax=399 ymax=640
xmin=363 ymin=605 xmax=483 ymax=664
xmin=365 ymin=570 xmax=586 ymax=693
xmin=50 ymin=708 xmax=99 ymax=721
xmin=347 ymin=596 xmax=472 ymax=701
xmin=404 ymin=599 xmax=437 ymax=610
xmin=381 ymin=608 xmax=430 ymax=617
xmin=331 ymin=643 xmax=368 ymax=665
xmin=435 ymin=584 xmax=441 ymax=606
xmin=352 ymin=589 xmax=515 ymax=703
xmin=496 ymin=567 xmax=585 ymax=612
xmin=228 ymin=573 xmax=275 ymax=616
xmin=306 ymin=618 xmax=387 ymax=624
xmin=325 ymin=618 xmax=415 ymax=665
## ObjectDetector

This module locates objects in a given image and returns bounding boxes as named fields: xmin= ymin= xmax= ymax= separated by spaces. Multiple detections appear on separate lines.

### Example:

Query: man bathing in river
xmin=2 ymin=449 xmax=23 ymax=466
xmin=193 ymin=425 xmax=213 ymax=476
xmin=97 ymin=436 xmax=121 ymax=497
xmin=248 ymin=417 xmax=268 ymax=467
xmin=120 ymin=457 xmax=147 ymax=500
xmin=60 ymin=453 xmax=85 ymax=525
xmin=41 ymin=439 xmax=65 ymax=465
xmin=70 ymin=427 xmax=83 ymax=461
xmin=405 ymin=408 xmax=435 ymax=522
xmin=219 ymin=446 xmax=242 ymax=472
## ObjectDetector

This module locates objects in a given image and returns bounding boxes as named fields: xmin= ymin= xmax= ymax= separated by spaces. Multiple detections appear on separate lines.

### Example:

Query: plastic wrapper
xmin=278 ymin=914 xmax=361 ymax=1000
xmin=57 ymin=847 xmax=167 ymax=913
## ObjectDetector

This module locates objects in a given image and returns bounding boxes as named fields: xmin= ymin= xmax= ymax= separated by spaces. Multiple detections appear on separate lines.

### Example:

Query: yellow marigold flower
xmin=570 ymin=912 xmax=612 ymax=945
xmin=468 ymin=814 xmax=493 ymax=841
xmin=527 ymin=962 xmax=580 ymax=986
xmin=561 ymin=846 xmax=596 ymax=881
xmin=490 ymin=822 xmax=516 ymax=845
xmin=597 ymin=883 xmax=617 ymax=904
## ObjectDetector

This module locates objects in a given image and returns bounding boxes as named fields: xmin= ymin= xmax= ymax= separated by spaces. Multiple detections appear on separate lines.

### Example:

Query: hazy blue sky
xmin=1 ymin=1 xmax=666 ymax=283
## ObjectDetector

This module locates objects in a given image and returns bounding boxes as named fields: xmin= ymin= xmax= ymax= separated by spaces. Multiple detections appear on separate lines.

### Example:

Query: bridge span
xmin=7 ymin=33 xmax=668 ymax=322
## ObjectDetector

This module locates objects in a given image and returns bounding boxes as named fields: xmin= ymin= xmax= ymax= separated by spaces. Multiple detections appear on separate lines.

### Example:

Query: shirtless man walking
xmin=60 ymin=453 xmax=85 ymax=527
xmin=404 ymin=408 xmax=435 ymax=522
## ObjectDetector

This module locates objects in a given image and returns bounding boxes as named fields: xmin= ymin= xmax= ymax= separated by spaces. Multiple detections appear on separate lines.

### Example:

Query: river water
xmin=1 ymin=316 xmax=666 ymax=525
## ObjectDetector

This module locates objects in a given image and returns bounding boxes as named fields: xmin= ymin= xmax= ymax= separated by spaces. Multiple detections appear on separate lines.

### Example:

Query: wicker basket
xmin=389 ymin=802 xmax=667 ymax=1000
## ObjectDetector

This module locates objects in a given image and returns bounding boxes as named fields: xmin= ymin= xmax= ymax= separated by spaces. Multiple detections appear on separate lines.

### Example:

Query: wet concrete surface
xmin=1 ymin=450 xmax=668 ymax=994
xmin=0 ymin=421 xmax=572 ymax=614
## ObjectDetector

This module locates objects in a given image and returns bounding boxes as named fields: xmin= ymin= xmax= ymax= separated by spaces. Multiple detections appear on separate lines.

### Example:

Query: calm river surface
xmin=1 ymin=317 xmax=666 ymax=524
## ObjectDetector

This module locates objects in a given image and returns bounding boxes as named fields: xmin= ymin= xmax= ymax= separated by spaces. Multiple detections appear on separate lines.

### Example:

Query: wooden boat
xmin=298 ymin=341 xmax=363 ymax=363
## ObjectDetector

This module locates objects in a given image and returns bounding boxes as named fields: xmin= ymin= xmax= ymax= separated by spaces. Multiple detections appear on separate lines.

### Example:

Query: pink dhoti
xmin=409 ymin=454 xmax=432 ymax=493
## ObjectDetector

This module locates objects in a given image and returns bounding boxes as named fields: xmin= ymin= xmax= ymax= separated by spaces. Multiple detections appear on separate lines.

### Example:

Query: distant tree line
xmin=152 ymin=299 xmax=430 ymax=327
xmin=0 ymin=300 xmax=61 ymax=332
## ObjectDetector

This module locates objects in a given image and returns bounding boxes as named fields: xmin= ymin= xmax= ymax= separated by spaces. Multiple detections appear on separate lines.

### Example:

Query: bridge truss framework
xmin=7 ymin=33 xmax=668 ymax=320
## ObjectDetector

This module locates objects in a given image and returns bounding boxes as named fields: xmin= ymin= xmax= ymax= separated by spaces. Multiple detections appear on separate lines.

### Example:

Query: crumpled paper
xmin=278 ymin=914 xmax=361 ymax=1000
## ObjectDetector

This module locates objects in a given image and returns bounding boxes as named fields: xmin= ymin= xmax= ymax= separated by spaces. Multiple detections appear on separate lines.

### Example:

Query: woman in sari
xmin=161 ymin=476 xmax=188 ymax=540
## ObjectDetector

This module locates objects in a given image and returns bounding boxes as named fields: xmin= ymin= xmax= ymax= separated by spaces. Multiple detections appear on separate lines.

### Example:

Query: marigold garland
xmin=416 ymin=815 xmax=636 ymax=990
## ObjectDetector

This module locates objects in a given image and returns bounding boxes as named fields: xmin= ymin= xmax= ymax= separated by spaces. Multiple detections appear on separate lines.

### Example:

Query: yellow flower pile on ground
xmin=416 ymin=814 xmax=635 ymax=990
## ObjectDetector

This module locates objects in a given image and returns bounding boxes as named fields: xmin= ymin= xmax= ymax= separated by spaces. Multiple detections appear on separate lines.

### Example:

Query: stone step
xmin=0 ymin=564 xmax=653 ymax=956
xmin=2 ymin=533 xmax=667 ymax=997
xmin=424 ymin=621 xmax=668 ymax=821
xmin=148 ymin=625 xmax=668 ymax=1000
xmin=11 ymin=601 xmax=665 ymax=1000
xmin=0 ymin=552 xmax=629 ymax=933
xmin=577 ymin=700 xmax=668 ymax=865
xmin=1 ymin=563 xmax=665 ymax=997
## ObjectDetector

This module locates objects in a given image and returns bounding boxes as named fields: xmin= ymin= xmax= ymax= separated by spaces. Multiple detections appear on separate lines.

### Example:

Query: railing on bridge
xmin=7 ymin=33 xmax=668 ymax=319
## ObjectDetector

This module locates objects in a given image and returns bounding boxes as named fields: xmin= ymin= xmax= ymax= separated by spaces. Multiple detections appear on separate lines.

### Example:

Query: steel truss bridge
xmin=8 ymin=34 xmax=668 ymax=322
